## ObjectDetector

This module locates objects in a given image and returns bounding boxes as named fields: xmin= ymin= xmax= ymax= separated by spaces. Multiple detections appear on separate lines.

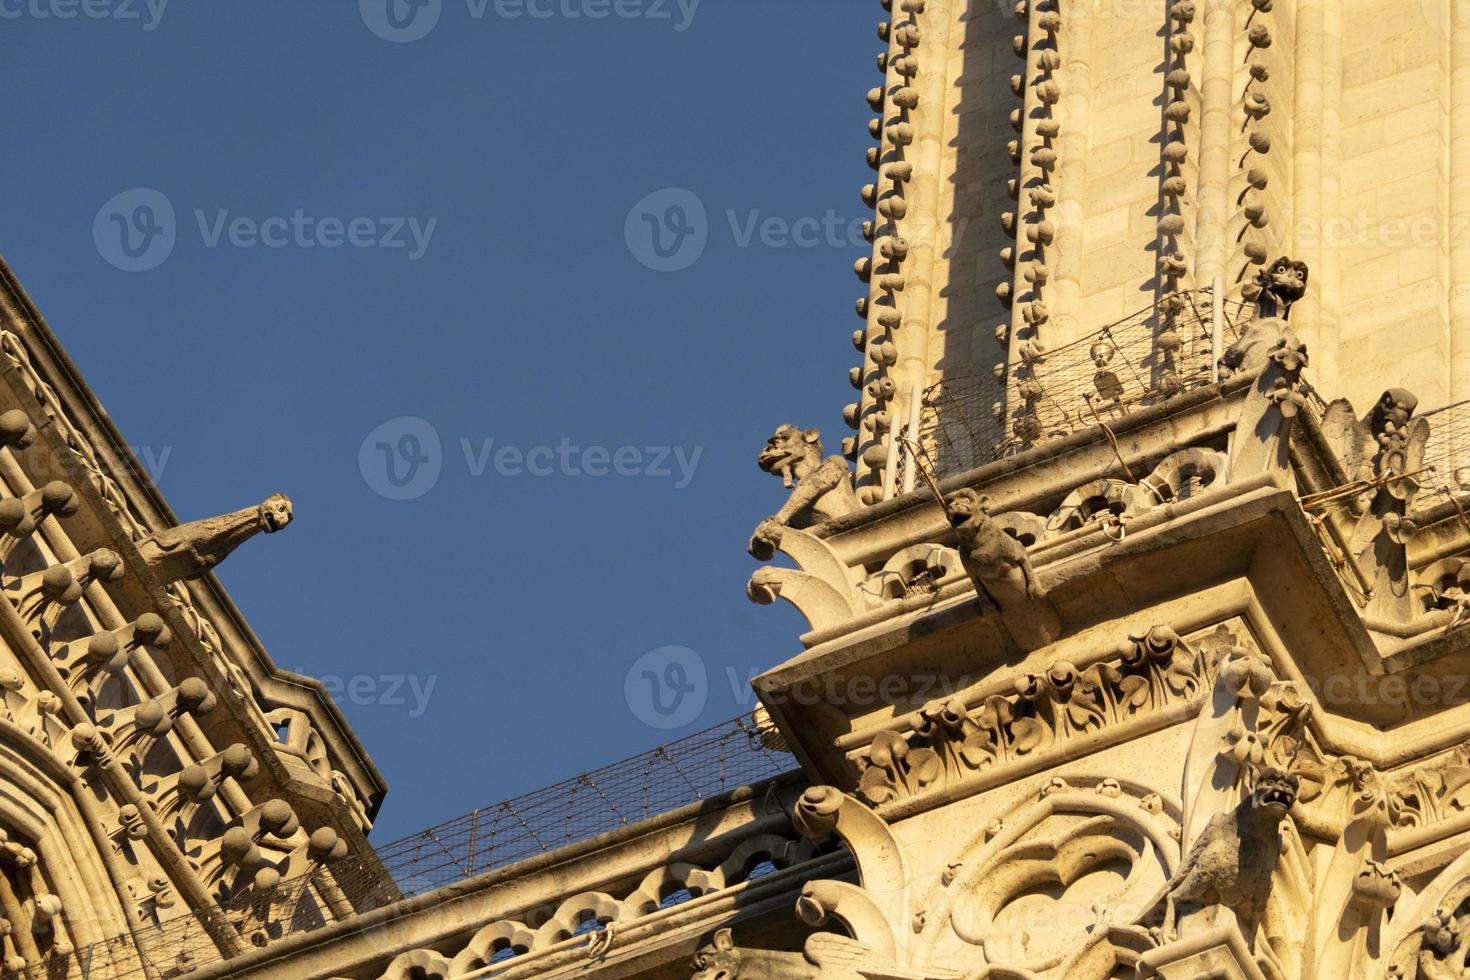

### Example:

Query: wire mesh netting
xmin=1421 ymin=399 xmax=1470 ymax=497
xmin=913 ymin=290 xmax=1255 ymax=481
xmin=3 ymin=713 xmax=798 ymax=980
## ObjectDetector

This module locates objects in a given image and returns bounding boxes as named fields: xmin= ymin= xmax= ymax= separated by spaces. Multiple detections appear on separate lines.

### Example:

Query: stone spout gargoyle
xmin=137 ymin=494 xmax=294 ymax=585
xmin=749 ymin=425 xmax=860 ymax=560
xmin=946 ymin=488 xmax=1060 ymax=651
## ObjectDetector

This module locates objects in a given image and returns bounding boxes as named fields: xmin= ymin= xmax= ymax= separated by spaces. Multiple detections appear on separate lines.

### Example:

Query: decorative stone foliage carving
xmin=853 ymin=626 xmax=1206 ymax=807
xmin=136 ymin=493 xmax=294 ymax=585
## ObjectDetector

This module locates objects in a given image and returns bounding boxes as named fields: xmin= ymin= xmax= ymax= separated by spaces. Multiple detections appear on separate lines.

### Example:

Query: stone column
xmin=1452 ymin=0 xmax=1470 ymax=400
xmin=1292 ymin=0 xmax=1326 ymax=369
xmin=1193 ymin=0 xmax=1235 ymax=288
xmin=1049 ymin=0 xmax=1093 ymax=350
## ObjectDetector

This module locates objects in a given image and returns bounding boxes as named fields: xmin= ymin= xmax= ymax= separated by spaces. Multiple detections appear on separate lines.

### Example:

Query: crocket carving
xmin=137 ymin=494 xmax=294 ymax=585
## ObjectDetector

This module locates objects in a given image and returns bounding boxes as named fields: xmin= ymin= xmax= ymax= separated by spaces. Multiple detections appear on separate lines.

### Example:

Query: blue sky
xmin=0 ymin=1 xmax=876 ymax=839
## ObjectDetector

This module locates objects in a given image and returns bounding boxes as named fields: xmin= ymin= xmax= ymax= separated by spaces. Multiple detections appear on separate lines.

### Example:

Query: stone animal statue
xmin=1162 ymin=768 xmax=1300 ymax=945
xmin=749 ymin=425 xmax=860 ymax=560
xmin=137 ymin=494 xmax=294 ymax=585
xmin=947 ymin=488 xmax=1044 ymax=601
xmin=1320 ymin=388 xmax=1429 ymax=509
xmin=946 ymin=488 xmax=1059 ymax=650
xmin=1251 ymin=256 xmax=1309 ymax=320
xmin=690 ymin=928 xmax=953 ymax=980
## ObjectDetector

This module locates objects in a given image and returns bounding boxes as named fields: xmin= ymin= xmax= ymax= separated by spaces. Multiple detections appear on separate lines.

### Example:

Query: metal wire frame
xmin=914 ymin=290 xmax=1255 ymax=481
xmin=3 ymin=713 xmax=797 ymax=980
xmin=1420 ymin=399 xmax=1470 ymax=496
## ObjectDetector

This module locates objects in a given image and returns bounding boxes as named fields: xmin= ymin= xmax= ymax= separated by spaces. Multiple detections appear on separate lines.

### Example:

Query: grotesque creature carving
xmin=946 ymin=489 xmax=1043 ymax=600
xmin=749 ymin=427 xmax=860 ymax=560
xmin=946 ymin=488 xmax=1060 ymax=650
xmin=1163 ymin=769 xmax=1299 ymax=945
xmin=1321 ymin=389 xmax=1428 ymax=512
xmin=1320 ymin=389 xmax=1431 ymax=620
xmin=137 ymin=494 xmax=294 ymax=585
xmin=1250 ymin=256 xmax=1309 ymax=320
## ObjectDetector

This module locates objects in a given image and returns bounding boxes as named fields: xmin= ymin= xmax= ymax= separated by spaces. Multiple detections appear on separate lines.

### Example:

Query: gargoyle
xmin=749 ymin=426 xmax=860 ymax=560
xmin=1163 ymin=768 xmax=1300 ymax=945
xmin=1320 ymin=388 xmax=1429 ymax=512
xmin=1251 ymin=256 xmax=1309 ymax=321
xmin=1319 ymin=390 xmax=1430 ymax=620
xmin=946 ymin=488 xmax=1059 ymax=650
xmin=137 ymin=494 xmax=294 ymax=585
xmin=691 ymin=928 xmax=947 ymax=980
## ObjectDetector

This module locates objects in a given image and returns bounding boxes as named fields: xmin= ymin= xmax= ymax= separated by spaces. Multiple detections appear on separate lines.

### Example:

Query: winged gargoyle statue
xmin=1319 ymin=390 xmax=1430 ymax=621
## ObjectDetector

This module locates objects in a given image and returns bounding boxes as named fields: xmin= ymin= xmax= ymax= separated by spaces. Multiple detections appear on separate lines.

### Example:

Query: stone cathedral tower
xmin=13 ymin=1 xmax=1470 ymax=979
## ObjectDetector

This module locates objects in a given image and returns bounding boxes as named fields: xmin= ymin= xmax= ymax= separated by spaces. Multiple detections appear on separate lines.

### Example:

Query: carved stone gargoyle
xmin=1320 ymin=389 xmax=1430 ymax=621
xmin=137 ymin=494 xmax=294 ymax=585
xmin=749 ymin=425 xmax=860 ymax=560
xmin=1162 ymin=768 xmax=1300 ymax=945
xmin=1247 ymin=256 xmax=1309 ymax=321
xmin=945 ymin=488 xmax=1060 ymax=651
xmin=1221 ymin=262 xmax=1310 ymax=483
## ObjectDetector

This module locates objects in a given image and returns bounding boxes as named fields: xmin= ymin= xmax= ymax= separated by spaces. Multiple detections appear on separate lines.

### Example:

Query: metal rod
xmin=1211 ymin=275 xmax=1225 ymax=382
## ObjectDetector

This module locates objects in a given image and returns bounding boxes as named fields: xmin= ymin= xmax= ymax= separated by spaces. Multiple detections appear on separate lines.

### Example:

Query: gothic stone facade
xmin=13 ymin=0 xmax=1470 ymax=977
